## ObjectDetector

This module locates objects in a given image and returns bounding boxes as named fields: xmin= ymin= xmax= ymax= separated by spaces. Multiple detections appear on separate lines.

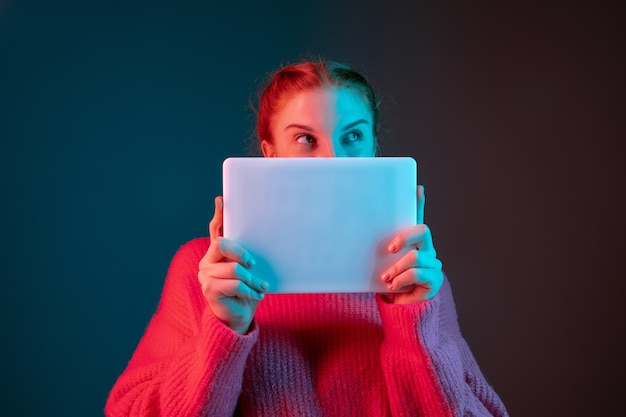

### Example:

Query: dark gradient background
xmin=1 ymin=1 xmax=623 ymax=416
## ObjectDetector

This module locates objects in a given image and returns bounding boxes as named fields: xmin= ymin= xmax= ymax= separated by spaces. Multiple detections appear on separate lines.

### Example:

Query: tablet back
xmin=222 ymin=157 xmax=417 ymax=293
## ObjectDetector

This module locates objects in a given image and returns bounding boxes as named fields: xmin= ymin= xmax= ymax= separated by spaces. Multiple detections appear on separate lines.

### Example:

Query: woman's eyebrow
xmin=284 ymin=123 xmax=315 ymax=132
xmin=340 ymin=119 xmax=369 ymax=131
xmin=284 ymin=119 xmax=369 ymax=132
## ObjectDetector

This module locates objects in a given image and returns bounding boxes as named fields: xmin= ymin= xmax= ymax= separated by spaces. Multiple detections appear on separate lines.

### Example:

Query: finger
xmin=381 ymin=250 xmax=442 ymax=283
xmin=209 ymin=196 xmax=224 ymax=240
xmin=382 ymin=249 xmax=415 ymax=283
xmin=387 ymin=267 xmax=443 ymax=297
xmin=387 ymin=224 xmax=435 ymax=253
xmin=417 ymin=185 xmax=425 ymax=224
xmin=210 ymin=278 xmax=265 ymax=301
xmin=208 ymin=261 xmax=269 ymax=293
xmin=207 ymin=236 xmax=256 ymax=268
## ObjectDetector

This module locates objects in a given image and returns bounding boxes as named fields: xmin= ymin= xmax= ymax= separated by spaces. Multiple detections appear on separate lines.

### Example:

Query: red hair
xmin=255 ymin=60 xmax=379 ymax=148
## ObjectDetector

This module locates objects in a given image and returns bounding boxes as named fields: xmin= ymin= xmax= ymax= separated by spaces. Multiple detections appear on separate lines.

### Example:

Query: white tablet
xmin=222 ymin=157 xmax=417 ymax=293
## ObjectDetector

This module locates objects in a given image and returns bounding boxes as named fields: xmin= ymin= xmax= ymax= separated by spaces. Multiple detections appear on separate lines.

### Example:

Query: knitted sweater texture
xmin=106 ymin=238 xmax=507 ymax=417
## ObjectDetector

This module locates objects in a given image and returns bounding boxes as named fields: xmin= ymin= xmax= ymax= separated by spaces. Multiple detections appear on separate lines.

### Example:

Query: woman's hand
xmin=380 ymin=185 xmax=444 ymax=304
xmin=198 ymin=196 xmax=269 ymax=334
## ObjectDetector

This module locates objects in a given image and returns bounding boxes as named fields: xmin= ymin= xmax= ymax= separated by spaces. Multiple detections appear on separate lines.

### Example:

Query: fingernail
xmin=247 ymin=257 xmax=256 ymax=268
xmin=382 ymin=273 xmax=390 ymax=282
xmin=261 ymin=281 xmax=269 ymax=291
xmin=388 ymin=243 xmax=396 ymax=253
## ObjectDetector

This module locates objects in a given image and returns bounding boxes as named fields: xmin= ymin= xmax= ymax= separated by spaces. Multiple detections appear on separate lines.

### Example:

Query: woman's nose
xmin=316 ymin=137 xmax=337 ymax=157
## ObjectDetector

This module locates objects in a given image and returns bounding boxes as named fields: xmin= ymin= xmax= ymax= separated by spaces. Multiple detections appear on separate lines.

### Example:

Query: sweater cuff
xmin=200 ymin=307 xmax=259 ymax=360
xmin=376 ymin=292 xmax=442 ymax=346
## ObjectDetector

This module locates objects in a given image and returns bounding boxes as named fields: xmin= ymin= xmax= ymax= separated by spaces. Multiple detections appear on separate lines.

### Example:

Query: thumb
xmin=208 ymin=196 xmax=224 ymax=238
xmin=417 ymin=185 xmax=425 ymax=224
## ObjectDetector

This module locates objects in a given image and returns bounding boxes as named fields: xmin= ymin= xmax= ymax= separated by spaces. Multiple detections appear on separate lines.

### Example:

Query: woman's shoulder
xmin=159 ymin=237 xmax=210 ymax=304
xmin=178 ymin=236 xmax=211 ymax=255
xmin=164 ymin=237 xmax=211 ymax=277
xmin=171 ymin=236 xmax=210 ymax=260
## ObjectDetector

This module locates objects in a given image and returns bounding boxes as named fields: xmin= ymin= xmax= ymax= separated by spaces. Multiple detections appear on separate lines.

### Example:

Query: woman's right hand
xmin=198 ymin=196 xmax=269 ymax=335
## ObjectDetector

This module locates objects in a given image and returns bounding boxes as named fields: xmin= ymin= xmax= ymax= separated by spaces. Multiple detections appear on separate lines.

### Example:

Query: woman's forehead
xmin=274 ymin=87 xmax=372 ymax=129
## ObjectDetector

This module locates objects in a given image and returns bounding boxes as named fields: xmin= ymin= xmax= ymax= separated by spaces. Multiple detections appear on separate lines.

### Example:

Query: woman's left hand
xmin=380 ymin=185 xmax=444 ymax=304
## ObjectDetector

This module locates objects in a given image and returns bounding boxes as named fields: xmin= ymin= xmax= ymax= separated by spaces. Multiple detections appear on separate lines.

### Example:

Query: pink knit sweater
xmin=106 ymin=238 xmax=507 ymax=417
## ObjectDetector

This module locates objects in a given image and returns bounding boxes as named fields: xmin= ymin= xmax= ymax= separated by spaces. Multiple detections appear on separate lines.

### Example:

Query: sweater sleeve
xmin=105 ymin=238 xmax=258 ymax=417
xmin=376 ymin=276 xmax=508 ymax=417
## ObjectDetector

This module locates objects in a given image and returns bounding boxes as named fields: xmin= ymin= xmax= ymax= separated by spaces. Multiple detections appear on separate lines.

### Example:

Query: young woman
xmin=106 ymin=61 xmax=508 ymax=417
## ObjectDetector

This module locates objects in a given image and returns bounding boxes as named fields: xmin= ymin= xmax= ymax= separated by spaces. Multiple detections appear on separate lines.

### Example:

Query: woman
xmin=106 ymin=60 xmax=508 ymax=416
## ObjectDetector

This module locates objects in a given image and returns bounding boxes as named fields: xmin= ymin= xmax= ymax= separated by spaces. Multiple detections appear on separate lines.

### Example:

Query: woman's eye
xmin=343 ymin=131 xmax=362 ymax=143
xmin=295 ymin=134 xmax=316 ymax=145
